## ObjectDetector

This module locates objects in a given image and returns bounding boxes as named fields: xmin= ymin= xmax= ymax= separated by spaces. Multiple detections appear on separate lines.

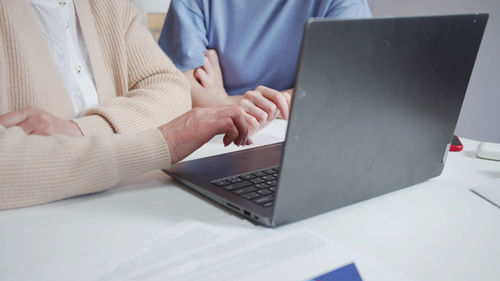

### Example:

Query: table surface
xmin=1 ymin=120 xmax=499 ymax=281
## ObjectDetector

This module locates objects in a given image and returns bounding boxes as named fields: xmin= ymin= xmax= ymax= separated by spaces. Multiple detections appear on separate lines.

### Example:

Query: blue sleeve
xmin=327 ymin=0 xmax=372 ymax=18
xmin=158 ymin=0 xmax=208 ymax=71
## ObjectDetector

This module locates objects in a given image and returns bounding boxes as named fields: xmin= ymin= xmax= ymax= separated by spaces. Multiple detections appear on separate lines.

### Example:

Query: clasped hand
xmin=0 ymin=107 xmax=83 ymax=137
xmin=159 ymin=105 xmax=251 ymax=164
xmin=0 ymin=105 xmax=252 ymax=165
xmin=194 ymin=49 xmax=292 ymax=136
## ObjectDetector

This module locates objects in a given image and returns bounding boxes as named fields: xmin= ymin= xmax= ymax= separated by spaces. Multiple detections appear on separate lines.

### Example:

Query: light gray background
xmin=369 ymin=0 xmax=500 ymax=142
xmin=134 ymin=0 xmax=500 ymax=142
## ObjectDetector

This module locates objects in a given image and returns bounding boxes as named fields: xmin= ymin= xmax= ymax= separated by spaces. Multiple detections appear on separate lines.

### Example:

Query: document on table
xmin=183 ymin=119 xmax=287 ymax=161
xmin=91 ymin=220 xmax=413 ymax=281
xmin=471 ymin=178 xmax=500 ymax=208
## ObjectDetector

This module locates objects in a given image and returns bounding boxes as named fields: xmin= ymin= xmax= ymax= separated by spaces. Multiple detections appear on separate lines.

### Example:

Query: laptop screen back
xmin=273 ymin=14 xmax=488 ymax=225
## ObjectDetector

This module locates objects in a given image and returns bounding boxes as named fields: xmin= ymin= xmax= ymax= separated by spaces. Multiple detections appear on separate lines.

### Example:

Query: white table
xmin=1 ymin=120 xmax=499 ymax=281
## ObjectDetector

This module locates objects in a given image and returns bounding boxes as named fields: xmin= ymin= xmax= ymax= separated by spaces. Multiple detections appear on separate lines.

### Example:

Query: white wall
xmin=131 ymin=0 xmax=170 ymax=13
xmin=133 ymin=0 xmax=500 ymax=142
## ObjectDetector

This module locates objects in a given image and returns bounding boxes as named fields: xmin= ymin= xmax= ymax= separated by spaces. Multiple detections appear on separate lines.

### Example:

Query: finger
xmin=0 ymin=110 xmax=29 ymax=128
xmin=201 ymin=55 xmax=213 ymax=74
xmin=240 ymin=98 xmax=268 ymax=124
xmin=231 ymin=109 xmax=250 ymax=146
xmin=194 ymin=68 xmax=209 ymax=88
xmin=208 ymin=107 xmax=238 ymax=145
xmin=284 ymin=92 xmax=292 ymax=107
xmin=17 ymin=116 xmax=42 ymax=135
xmin=258 ymin=86 xmax=290 ymax=120
xmin=244 ymin=91 xmax=278 ymax=121
xmin=243 ymin=111 xmax=261 ymax=133
xmin=215 ymin=118 xmax=238 ymax=146
xmin=261 ymin=86 xmax=289 ymax=120
xmin=214 ymin=106 xmax=249 ymax=146
xmin=213 ymin=105 xmax=243 ymax=119
xmin=204 ymin=49 xmax=221 ymax=71
xmin=223 ymin=135 xmax=232 ymax=147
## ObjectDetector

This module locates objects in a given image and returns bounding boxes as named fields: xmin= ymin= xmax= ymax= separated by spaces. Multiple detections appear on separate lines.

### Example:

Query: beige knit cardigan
xmin=0 ymin=0 xmax=192 ymax=209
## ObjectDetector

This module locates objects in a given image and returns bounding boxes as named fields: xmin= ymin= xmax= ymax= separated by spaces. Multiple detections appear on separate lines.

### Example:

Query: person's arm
xmin=0 ymin=105 xmax=250 ymax=210
xmin=188 ymin=50 xmax=294 ymax=108
xmin=189 ymin=65 xmax=290 ymax=135
xmin=0 ymin=107 xmax=84 ymax=137
xmin=73 ymin=1 xmax=192 ymax=136
xmin=187 ymin=50 xmax=291 ymax=135
xmin=185 ymin=68 xmax=239 ymax=108
xmin=327 ymin=0 xmax=372 ymax=18
xmin=158 ymin=2 xmax=290 ymax=135
xmin=0 ymin=125 xmax=170 ymax=210
xmin=187 ymin=68 xmax=293 ymax=109
xmin=186 ymin=0 xmax=371 ymax=111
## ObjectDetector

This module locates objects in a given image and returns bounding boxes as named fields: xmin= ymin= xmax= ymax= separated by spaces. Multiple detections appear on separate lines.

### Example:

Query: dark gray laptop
xmin=164 ymin=14 xmax=488 ymax=227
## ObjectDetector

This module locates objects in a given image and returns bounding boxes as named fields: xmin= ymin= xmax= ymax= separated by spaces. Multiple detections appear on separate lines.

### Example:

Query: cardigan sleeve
xmin=74 ymin=1 xmax=192 ymax=135
xmin=0 ymin=125 xmax=171 ymax=210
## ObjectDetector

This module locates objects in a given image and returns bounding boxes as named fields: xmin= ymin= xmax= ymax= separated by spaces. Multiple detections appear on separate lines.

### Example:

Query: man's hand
xmin=159 ymin=105 xmax=252 ymax=164
xmin=240 ymin=86 xmax=291 ymax=135
xmin=194 ymin=50 xmax=292 ymax=133
xmin=194 ymin=49 xmax=228 ymax=99
xmin=0 ymin=107 xmax=83 ymax=137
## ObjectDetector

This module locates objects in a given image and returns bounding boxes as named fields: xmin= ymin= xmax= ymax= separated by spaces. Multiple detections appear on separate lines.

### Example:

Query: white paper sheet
xmin=182 ymin=119 xmax=287 ymax=161
xmin=471 ymin=178 xmax=500 ymax=208
xmin=91 ymin=220 xmax=414 ymax=281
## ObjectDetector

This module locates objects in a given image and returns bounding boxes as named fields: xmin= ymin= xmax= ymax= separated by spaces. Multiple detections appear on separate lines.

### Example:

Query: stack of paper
xmin=89 ymin=220 xmax=413 ymax=281
xmin=472 ymin=178 xmax=500 ymax=208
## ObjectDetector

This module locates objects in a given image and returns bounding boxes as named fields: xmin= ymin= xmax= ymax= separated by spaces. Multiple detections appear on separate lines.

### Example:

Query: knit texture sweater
xmin=0 ymin=0 xmax=192 ymax=209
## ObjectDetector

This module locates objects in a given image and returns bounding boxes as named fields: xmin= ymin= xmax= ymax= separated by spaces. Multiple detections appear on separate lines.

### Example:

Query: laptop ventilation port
xmin=243 ymin=210 xmax=251 ymax=217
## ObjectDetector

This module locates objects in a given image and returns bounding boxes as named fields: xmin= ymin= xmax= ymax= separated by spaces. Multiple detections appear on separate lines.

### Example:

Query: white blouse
xmin=30 ymin=0 xmax=99 ymax=117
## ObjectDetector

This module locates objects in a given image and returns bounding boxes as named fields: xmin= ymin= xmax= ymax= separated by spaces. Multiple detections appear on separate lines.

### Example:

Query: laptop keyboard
xmin=211 ymin=167 xmax=280 ymax=208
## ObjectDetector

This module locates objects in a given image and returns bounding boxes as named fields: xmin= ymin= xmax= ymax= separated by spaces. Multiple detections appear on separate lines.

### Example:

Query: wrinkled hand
xmin=194 ymin=49 xmax=292 ymax=135
xmin=159 ymin=105 xmax=252 ymax=164
xmin=240 ymin=86 xmax=291 ymax=135
xmin=194 ymin=49 xmax=228 ymax=99
xmin=0 ymin=107 xmax=83 ymax=137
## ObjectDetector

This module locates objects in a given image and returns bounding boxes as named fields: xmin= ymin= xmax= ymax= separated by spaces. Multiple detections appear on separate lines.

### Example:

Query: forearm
xmin=328 ymin=0 xmax=372 ymax=18
xmin=0 ymin=126 xmax=170 ymax=210
xmin=75 ymin=68 xmax=191 ymax=135
xmin=185 ymin=69 xmax=243 ymax=108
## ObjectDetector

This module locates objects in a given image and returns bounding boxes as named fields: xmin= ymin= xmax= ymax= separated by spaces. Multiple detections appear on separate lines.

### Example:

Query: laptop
xmin=164 ymin=14 xmax=488 ymax=227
